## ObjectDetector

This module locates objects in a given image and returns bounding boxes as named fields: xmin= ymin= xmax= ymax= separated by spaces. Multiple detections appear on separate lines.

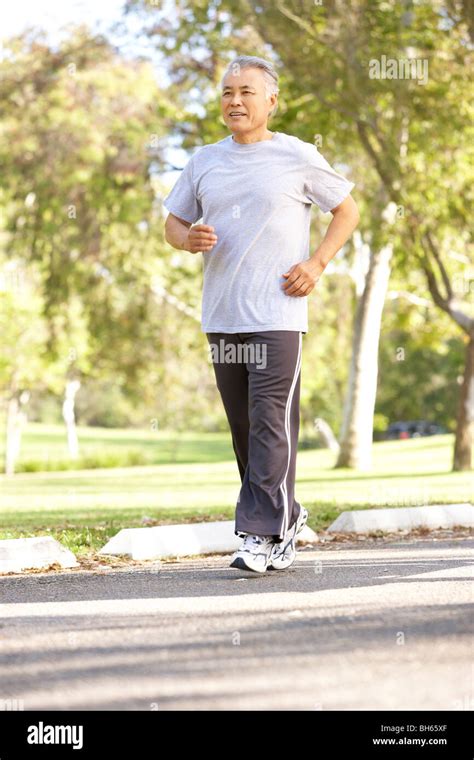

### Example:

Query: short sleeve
xmin=163 ymin=156 xmax=203 ymax=224
xmin=301 ymin=143 xmax=355 ymax=214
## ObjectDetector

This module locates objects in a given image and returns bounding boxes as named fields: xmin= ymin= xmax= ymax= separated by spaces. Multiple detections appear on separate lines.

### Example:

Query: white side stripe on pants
xmin=279 ymin=332 xmax=302 ymax=539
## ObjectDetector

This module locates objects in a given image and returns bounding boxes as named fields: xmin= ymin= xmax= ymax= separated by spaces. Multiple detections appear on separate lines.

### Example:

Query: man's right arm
xmin=164 ymin=212 xmax=192 ymax=250
xmin=164 ymin=213 xmax=218 ymax=253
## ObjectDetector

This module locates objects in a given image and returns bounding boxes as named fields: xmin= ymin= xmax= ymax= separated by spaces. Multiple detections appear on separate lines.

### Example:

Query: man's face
xmin=221 ymin=67 xmax=277 ymax=135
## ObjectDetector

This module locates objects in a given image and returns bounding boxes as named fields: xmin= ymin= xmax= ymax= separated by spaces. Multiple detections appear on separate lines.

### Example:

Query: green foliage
xmin=125 ymin=0 xmax=472 ymax=462
xmin=1 ymin=6 xmax=470 ymax=457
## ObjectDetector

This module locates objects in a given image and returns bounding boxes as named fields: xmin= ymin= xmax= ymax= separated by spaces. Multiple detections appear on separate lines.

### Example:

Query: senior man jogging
xmin=164 ymin=55 xmax=359 ymax=574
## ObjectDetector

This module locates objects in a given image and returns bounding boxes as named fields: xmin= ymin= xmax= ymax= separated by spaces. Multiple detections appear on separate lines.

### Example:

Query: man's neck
xmin=231 ymin=129 xmax=275 ymax=145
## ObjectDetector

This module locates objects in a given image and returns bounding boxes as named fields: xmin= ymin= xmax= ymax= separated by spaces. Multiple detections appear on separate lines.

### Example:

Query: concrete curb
xmin=99 ymin=520 xmax=318 ymax=560
xmin=327 ymin=503 xmax=474 ymax=534
xmin=0 ymin=537 xmax=79 ymax=574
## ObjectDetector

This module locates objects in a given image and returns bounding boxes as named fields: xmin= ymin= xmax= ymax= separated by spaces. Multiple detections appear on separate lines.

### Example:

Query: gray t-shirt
xmin=163 ymin=131 xmax=355 ymax=334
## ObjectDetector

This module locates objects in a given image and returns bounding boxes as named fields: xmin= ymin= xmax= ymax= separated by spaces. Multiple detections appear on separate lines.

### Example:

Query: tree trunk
xmin=453 ymin=336 xmax=473 ymax=471
xmin=335 ymin=242 xmax=393 ymax=470
xmin=4 ymin=391 xmax=29 ymax=476
xmin=314 ymin=417 xmax=340 ymax=452
xmin=62 ymin=379 xmax=81 ymax=459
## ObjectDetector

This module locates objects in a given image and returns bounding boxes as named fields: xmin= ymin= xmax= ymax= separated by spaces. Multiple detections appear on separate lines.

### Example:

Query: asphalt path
xmin=0 ymin=536 xmax=472 ymax=710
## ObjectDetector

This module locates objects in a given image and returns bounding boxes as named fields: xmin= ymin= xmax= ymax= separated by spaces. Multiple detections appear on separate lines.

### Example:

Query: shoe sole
xmin=267 ymin=507 xmax=308 ymax=571
xmin=229 ymin=555 xmax=268 ymax=573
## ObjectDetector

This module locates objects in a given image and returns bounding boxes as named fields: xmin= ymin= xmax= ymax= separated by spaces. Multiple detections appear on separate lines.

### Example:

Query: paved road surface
xmin=0 ymin=536 xmax=472 ymax=710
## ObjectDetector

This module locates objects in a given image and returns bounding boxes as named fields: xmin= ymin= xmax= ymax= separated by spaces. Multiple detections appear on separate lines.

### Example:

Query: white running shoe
xmin=230 ymin=534 xmax=275 ymax=573
xmin=268 ymin=506 xmax=308 ymax=570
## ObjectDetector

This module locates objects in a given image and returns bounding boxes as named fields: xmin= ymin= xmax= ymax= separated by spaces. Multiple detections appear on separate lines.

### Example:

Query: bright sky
xmin=0 ymin=0 xmax=166 ymax=69
xmin=1 ymin=0 xmax=128 ymax=41
xmin=0 ymin=0 xmax=191 ymax=172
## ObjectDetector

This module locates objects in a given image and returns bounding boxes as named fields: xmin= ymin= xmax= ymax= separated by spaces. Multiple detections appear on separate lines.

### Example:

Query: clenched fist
xmin=183 ymin=224 xmax=218 ymax=253
xmin=281 ymin=258 xmax=326 ymax=297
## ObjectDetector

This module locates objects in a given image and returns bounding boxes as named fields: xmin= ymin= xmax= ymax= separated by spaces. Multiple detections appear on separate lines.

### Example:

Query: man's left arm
xmin=282 ymin=194 xmax=360 ymax=297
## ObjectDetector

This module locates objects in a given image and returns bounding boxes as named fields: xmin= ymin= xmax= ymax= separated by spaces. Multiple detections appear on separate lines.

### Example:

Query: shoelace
xmin=241 ymin=534 xmax=271 ymax=551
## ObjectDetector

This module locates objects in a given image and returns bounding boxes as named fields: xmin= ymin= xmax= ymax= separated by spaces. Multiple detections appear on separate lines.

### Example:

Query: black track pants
xmin=206 ymin=330 xmax=303 ymax=542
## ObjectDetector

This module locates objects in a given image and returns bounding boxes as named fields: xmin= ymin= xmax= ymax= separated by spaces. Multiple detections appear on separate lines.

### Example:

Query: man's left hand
xmin=281 ymin=258 xmax=326 ymax=297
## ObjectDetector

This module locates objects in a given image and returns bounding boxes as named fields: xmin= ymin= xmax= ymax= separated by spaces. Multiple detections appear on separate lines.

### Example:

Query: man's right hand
xmin=183 ymin=224 xmax=218 ymax=253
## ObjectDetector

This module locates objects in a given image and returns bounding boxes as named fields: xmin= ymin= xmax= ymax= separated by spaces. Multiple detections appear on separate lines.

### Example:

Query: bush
xmin=17 ymin=448 xmax=149 ymax=473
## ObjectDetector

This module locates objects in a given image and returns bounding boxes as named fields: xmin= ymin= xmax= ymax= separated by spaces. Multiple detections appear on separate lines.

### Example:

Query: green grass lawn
xmin=0 ymin=423 xmax=236 ymax=470
xmin=0 ymin=425 xmax=471 ymax=558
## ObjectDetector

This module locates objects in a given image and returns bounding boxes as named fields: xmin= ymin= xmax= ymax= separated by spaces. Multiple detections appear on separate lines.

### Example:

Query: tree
xmin=0 ymin=26 xmax=178 ymax=463
xmin=127 ymin=0 xmax=472 ymax=470
xmin=0 ymin=261 xmax=49 ymax=474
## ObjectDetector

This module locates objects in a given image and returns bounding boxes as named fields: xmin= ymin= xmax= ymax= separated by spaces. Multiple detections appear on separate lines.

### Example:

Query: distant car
xmin=385 ymin=420 xmax=447 ymax=440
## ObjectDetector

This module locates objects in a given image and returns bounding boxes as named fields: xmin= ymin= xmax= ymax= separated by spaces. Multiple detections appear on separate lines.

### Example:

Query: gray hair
xmin=221 ymin=55 xmax=279 ymax=119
